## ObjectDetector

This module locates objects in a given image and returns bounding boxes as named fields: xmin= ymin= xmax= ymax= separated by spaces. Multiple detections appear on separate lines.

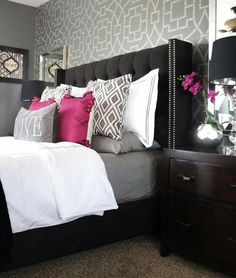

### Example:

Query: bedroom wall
xmin=0 ymin=0 xmax=36 ymax=136
xmin=34 ymin=0 xmax=209 ymax=78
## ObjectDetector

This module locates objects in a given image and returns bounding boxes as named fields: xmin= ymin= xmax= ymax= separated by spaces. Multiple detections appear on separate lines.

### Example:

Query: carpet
xmin=1 ymin=236 xmax=233 ymax=278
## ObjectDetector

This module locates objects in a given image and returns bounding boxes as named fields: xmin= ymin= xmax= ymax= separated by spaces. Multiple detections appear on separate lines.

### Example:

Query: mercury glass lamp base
xmin=223 ymin=145 xmax=236 ymax=156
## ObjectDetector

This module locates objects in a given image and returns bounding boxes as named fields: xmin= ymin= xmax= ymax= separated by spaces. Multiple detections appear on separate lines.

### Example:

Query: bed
xmin=0 ymin=38 xmax=192 ymax=272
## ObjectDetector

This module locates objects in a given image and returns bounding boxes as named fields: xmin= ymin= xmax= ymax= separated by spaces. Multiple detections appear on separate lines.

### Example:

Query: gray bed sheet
xmin=99 ymin=150 xmax=163 ymax=204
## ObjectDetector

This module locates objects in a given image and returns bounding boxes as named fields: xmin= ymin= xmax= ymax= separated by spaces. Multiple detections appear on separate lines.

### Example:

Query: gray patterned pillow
xmin=14 ymin=103 xmax=57 ymax=142
xmin=87 ymin=74 xmax=132 ymax=140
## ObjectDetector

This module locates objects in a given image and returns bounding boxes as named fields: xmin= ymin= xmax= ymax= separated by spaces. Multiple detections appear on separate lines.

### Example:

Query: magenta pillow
xmin=29 ymin=97 xmax=55 ymax=111
xmin=58 ymin=92 xmax=95 ymax=147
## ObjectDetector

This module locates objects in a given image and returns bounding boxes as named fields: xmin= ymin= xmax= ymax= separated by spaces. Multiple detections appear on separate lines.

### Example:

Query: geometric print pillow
xmin=87 ymin=74 xmax=132 ymax=140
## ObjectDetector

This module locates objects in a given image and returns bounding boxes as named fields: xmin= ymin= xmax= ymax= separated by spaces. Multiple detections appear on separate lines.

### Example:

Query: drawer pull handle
xmin=177 ymin=174 xmax=195 ymax=181
xmin=229 ymin=185 xmax=236 ymax=189
xmin=175 ymin=219 xmax=191 ymax=228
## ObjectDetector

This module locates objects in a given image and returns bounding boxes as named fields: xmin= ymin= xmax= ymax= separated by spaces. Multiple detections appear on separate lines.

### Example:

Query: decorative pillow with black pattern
xmin=87 ymin=74 xmax=132 ymax=140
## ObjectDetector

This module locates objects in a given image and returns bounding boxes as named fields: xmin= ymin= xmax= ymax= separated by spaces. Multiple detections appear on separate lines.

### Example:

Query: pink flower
xmin=182 ymin=75 xmax=193 ymax=90
xmin=207 ymin=90 xmax=218 ymax=103
xmin=181 ymin=71 xmax=199 ymax=90
xmin=189 ymin=81 xmax=202 ymax=95
xmin=190 ymin=71 xmax=197 ymax=78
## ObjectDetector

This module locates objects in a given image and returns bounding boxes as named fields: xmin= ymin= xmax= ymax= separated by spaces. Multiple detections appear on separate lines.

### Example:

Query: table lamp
xmin=209 ymin=36 xmax=236 ymax=153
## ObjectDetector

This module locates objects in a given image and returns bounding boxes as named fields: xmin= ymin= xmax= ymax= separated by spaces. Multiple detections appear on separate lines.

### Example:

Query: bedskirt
xmin=0 ymin=181 xmax=12 ymax=265
xmin=0 ymin=193 xmax=160 ymax=272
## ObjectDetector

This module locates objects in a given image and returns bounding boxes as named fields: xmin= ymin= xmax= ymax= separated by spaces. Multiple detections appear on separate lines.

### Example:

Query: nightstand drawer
xmin=167 ymin=193 xmax=236 ymax=265
xmin=170 ymin=159 xmax=236 ymax=205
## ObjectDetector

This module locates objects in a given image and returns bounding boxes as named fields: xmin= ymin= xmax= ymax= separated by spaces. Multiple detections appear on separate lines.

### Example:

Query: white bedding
xmin=0 ymin=137 xmax=118 ymax=233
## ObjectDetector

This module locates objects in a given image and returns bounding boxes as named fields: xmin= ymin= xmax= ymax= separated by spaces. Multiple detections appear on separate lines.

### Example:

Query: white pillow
xmin=59 ymin=84 xmax=94 ymax=143
xmin=97 ymin=69 xmax=159 ymax=147
xmin=123 ymin=69 xmax=159 ymax=147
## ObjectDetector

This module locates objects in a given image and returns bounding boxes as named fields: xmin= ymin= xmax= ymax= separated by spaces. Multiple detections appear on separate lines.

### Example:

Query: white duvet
xmin=0 ymin=137 xmax=118 ymax=233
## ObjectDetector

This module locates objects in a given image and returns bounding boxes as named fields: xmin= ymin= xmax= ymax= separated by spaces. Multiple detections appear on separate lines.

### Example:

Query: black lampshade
xmin=21 ymin=80 xmax=46 ymax=101
xmin=209 ymin=36 xmax=236 ymax=85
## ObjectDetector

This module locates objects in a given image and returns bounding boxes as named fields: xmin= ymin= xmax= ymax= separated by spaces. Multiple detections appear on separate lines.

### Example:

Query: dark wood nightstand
xmin=160 ymin=148 xmax=236 ymax=275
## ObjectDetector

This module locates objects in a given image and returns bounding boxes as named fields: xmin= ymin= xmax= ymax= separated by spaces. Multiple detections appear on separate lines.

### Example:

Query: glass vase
xmin=195 ymin=123 xmax=223 ymax=148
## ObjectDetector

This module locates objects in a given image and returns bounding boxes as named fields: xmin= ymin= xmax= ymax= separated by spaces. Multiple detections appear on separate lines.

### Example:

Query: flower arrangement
xmin=178 ymin=71 xmax=202 ymax=96
xmin=177 ymin=71 xmax=222 ymax=127
xmin=178 ymin=71 xmax=236 ymax=102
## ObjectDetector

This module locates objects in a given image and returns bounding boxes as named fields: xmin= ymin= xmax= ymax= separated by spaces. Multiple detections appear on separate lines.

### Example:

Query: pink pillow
xmin=58 ymin=92 xmax=95 ymax=147
xmin=29 ymin=96 xmax=55 ymax=111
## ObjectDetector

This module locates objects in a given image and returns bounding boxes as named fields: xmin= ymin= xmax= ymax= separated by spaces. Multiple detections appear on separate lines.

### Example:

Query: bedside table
xmin=160 ymin=148 xmax=236 ymax=275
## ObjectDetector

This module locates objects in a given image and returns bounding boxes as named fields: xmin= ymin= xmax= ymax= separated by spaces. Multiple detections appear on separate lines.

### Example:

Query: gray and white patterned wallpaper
xmin=34 ymin=0 xmax=209 ymax=78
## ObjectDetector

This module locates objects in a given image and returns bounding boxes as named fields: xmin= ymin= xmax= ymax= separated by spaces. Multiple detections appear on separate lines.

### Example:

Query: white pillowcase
xmin=97 ymin=69 xmax=159 ymax=147
xmin=59 ymin=84 xmax=94 ymax=144
xmin=123 ymin=68 xmax=159 ymax=147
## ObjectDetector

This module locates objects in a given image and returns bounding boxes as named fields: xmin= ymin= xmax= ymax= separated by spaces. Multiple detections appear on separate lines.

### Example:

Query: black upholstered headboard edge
xmin=56 ymin=39 xmax=193 ymax=148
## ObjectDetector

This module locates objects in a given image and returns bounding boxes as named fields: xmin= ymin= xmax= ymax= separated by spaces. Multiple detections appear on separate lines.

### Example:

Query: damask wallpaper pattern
xmin=35 ymin=0 xmax=209 ymax=78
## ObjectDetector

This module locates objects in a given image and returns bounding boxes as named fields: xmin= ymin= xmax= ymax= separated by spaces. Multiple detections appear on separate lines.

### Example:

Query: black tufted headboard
xmin=56 ymin=39 xmax=193 ymax=148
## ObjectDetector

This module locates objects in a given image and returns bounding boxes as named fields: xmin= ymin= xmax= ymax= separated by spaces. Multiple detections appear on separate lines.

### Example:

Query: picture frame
xmin=0 ymin=45 xmax=28 ymax=83
xmin=39 ymin=46 xmax=68 ymax=86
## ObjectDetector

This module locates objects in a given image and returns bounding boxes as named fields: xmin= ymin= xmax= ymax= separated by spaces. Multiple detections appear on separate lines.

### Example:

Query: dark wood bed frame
xmin=0 ymin=39 xmax=192 ymax=272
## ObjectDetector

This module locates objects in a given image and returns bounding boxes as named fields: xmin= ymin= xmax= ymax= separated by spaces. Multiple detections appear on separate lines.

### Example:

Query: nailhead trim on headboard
xmin=172 ymin=39 xmax=176 ymax=150
xmin=168 ymin=38 xmax=177 ymax=149
xmin=168 ymin=40 xmax=172 ymax=149
xmin=168 ymin=38 xmax=193 ymax=148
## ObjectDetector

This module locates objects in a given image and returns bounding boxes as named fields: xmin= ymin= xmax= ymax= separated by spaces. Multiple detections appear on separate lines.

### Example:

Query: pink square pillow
xmin=29 ymin=96 xmax=55 ymax=111
xmin=58 ymin=92 xmax=95 ymax=147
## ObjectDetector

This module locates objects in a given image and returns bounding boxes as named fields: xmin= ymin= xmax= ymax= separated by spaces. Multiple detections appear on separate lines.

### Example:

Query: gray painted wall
xmin=35 ymin=0 xmax=209 ymax=78
xmin=0 ymin=83 xmax=22 ymax=136
xmin=0 ymin=0 xmax=36 ymax=136
xmin=0 ymin=0 xmax=36 ymax=79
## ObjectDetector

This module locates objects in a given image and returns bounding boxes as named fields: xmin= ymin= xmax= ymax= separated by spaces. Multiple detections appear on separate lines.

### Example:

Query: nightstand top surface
xmin=165 ymin=146 xmax=236 ymax=164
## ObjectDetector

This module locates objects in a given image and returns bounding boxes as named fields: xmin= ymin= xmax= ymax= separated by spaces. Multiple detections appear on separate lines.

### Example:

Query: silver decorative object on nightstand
xmin=195 ymin=123 xmax=223 ymax=148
